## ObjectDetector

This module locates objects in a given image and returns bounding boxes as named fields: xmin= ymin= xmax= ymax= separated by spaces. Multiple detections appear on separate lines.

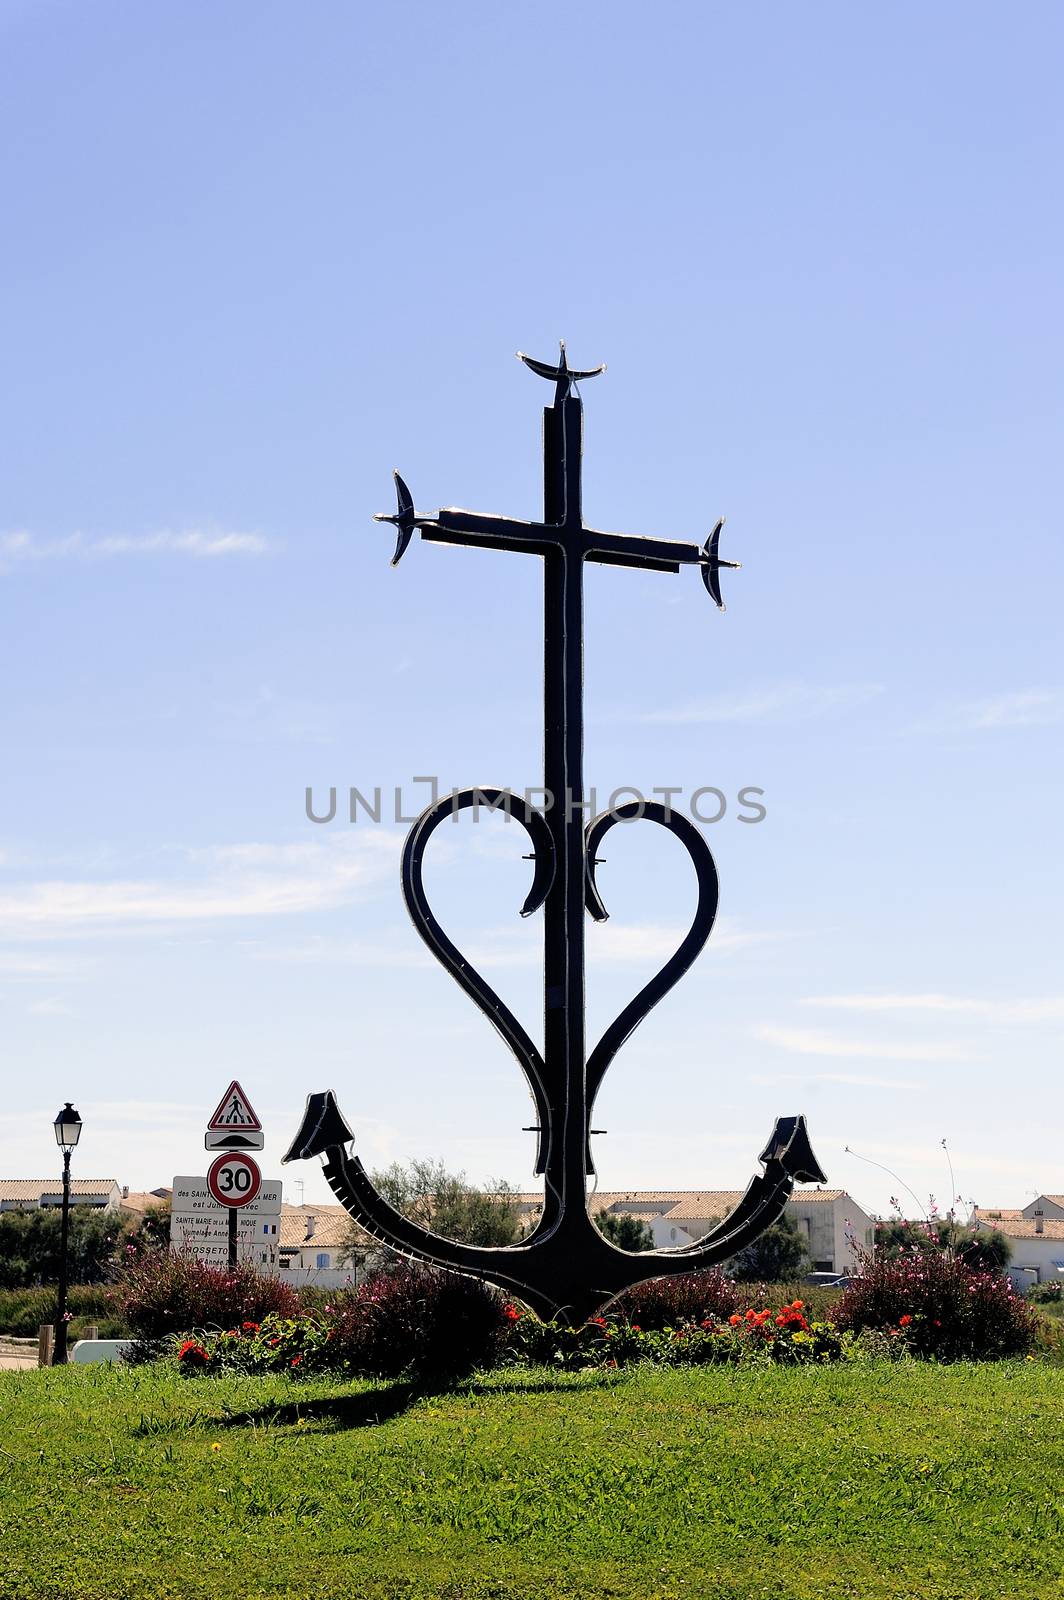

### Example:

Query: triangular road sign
xmin=207 ymin=1080 xmax=263 ymax=1133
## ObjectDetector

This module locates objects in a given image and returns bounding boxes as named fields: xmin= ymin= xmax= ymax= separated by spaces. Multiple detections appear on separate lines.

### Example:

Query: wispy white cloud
xmin=246 ymin=934 xmax=432 ymax=970
xmin=0 ymin=835 xmax=398 ymax=936
xmin=468 ymin=918 xmax=786 ymax=971
xmin=946 ymin=688 xmax=1064 ymax=731
xmin=754 ymin=1022 xmax=969 ymax=1063
xmin=0 ymin=528 xmax=269 ymax=570
xmin=632 ymin=681 xmax=882 ymax=726
xmin=801 ymin=993 xmax=1064 ymax=1024
xmin=751 ymin=1069 xmax=918 ymax=1090
xmin=0 ymin=951 xmax=78 ymax=980
xmin=248 ymin=918 xmax=788 ymax=975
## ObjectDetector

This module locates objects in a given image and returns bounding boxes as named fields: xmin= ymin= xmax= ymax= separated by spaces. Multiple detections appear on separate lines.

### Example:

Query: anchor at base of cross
xmin=284 ymin=345 xmax=825 ymax=1327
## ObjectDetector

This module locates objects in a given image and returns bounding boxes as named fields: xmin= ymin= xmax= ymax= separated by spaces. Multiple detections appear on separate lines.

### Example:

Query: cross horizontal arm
xmin=583 ymin=528 xmax=704 ymax=573
xmin=423 ymin=509 xmax=710 ymax=580
xmin=423 ymin=508 xmax=564 ymax=558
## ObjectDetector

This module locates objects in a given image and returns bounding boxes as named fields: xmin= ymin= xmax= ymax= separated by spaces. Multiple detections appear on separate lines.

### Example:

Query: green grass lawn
xmin=1 ymin=1362 xmax=1061 ymax=1600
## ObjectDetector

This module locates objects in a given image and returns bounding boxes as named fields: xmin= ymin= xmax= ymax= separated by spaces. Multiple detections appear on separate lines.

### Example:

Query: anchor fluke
xmin=758 ymin=1114 xmax=828 ymax=1185
xmin=373 ymin=471 xmax=419 ymax=566
xmin=699 ymin=518 xmax=741 ymax=611
xmin=283 ymin=1090 xmax=356 ymax=1164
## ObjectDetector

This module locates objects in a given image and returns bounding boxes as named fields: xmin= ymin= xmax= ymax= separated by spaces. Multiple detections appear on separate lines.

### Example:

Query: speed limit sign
xmin=207 ymin=1151 xmax=262 ymax=1209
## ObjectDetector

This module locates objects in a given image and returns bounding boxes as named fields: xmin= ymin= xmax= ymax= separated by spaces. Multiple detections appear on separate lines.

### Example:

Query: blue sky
xmin=2 ymin=1 xmax=1061 ymax=1218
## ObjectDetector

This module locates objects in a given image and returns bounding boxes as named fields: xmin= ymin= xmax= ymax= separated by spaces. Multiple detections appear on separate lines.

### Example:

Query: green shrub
xmin=0 ymin=1284 xmax=125 ymax=1339
xmin=833 ymin=1247 xmax=1037 ymax=1359
xmin=502 ymin=1297 xmax=850 ymax=1369
xmin=728 ymin=1215 xmax=810 ymax=1282
xmin=116 ymin=1248 xmax=300 ymax=1342
xmin=0 ymin=1207 xmax=129 ymax=1289
xmin=183 ymin=1264 xmax=508 ymax=1381
xmin=607 ymin=1268 xmax=741 ymax=1329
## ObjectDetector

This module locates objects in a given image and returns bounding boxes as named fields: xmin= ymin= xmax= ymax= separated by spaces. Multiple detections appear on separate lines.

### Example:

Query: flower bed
xmin=123 ymin=1253 xmax=1039 ymax=1381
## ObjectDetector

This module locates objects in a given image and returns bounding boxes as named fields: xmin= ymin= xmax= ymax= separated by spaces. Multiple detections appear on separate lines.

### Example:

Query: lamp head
xmin=53 ymin=1102 xmax=82 ymax=1150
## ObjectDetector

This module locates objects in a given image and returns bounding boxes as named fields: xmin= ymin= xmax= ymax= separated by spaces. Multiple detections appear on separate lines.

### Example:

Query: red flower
xmin=503 ymin=1304 xmax=522 ymax=1322
xmin=729 ymin=1314 xmax=742 ymax=1326
xmin=290 ymin=1355 xmax=302 ymax=1367
xmin=242 ymin=1321 xmax=260 ymax=1333
xmin=775 ymin=1309 xmax=809 ymax=1332
xmin=899 ymin=1315 xmax=912 ymax=1327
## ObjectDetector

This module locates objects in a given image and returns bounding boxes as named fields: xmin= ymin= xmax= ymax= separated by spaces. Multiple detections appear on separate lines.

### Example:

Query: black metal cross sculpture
xmin=285 ymin=344 xmax=825 ymax=1325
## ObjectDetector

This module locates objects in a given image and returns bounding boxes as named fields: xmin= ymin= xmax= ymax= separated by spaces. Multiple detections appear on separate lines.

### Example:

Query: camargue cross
xmin=286 ymin=345 xmax=825 ymax=1325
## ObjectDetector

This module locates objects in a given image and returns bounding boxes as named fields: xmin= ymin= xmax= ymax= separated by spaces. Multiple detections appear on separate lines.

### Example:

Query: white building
xmin=277 ymin=1204 xmax=362 ymax=1275
xmin=517 ymin=1187 xmax=875 ymax=1275
xmin=974 ymin=1203 xmax=1064 ymax=1288
xmin=0 ymin=1178 xmax=122 ymax=1212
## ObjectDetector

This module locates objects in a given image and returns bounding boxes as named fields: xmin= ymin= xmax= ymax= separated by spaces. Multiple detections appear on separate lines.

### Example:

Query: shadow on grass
xmin=203 ymin=1364 xmax=628 ymax=1435
xmin=213 ymin=1379 xmax=427 ymax=1433
xmin=462 ymin=1372 xmax=623 ymax=1396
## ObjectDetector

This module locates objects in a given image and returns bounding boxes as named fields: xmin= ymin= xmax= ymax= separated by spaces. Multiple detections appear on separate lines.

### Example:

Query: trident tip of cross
xmin=516 ymin=340 xmax=606 ymax=406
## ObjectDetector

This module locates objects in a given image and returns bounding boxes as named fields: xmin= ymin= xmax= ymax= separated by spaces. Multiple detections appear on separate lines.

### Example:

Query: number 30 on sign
xmin=207 ymin=1152 xmax=262 ymax=1208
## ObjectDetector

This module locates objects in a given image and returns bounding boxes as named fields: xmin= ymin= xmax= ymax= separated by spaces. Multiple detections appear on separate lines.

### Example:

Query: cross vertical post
xmin=541 ymin=395 xmax=588 ymax=1223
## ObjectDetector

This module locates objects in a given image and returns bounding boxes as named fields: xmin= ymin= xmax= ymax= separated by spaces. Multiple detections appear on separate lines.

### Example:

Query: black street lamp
xmin=52 ymin=1103 xmax=82 ymax=1365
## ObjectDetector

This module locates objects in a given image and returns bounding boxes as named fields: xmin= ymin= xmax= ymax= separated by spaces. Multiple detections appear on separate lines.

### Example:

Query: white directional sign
xmin=170 ymin=1169 xmax=282 ymax=1266
xmin=205 ymin=1079 xmax=264 ymax=1151
xmin=170 ymin=1212 xmax=279 ymax=1239
xmin=170 ymin=1218 xmax=279 ymax=1267
xmin=171 ymin=1175 xmax=282 ymax=1216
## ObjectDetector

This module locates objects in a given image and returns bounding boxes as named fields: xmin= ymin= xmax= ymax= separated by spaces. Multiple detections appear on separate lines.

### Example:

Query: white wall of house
xmin=272 ymin=1265 xmax=361 ymax=1289
xmin=649 ymin=1217 xmax=695 ymax=1249
xmin=635 ymin=1193 xmax=874 ymax=1274
xmin=999 ymin=1236 xmax=1064 ymax=1286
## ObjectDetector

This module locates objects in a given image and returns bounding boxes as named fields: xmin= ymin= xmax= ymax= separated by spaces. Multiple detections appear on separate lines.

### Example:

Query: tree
xmin=365 ymin=1159 xmax=523 ymax=1249
xmin=728 ymin=1214 xmax=809 ymax=1283
xmin=874 ymin=1215 xmax=1012 ymax=1271
xmin=957 ymin=1226 xmax=1011 ymax=1272
xmin=136 ymin=1200 xmax=172 ymax=1253
xmin=594 ymin=1210 xmax=654 ymax=1251
xmin=0 ymin=1206 xmax=128 ymax=1289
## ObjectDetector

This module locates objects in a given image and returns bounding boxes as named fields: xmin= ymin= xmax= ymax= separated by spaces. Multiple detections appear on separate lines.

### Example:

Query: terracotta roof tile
xmin=278 ymin=1203 xmax=364 ymax=1253
xmin=979 ymin=1217 xmax=1064 ymax=1240
xmin=0 ymin=1178 xmax=119 ymax=1201
xmin=516 ymin=1187 xmax=851 ymax=1223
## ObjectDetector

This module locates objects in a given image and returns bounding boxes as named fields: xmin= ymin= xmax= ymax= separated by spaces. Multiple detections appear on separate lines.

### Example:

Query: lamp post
xmin=52 ymin=1102 xmax=82 ymax=1365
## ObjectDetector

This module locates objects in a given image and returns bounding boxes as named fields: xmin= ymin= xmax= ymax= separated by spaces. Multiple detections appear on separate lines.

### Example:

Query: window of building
xmin=316 ymin=1252 xmax=330 ymax=1270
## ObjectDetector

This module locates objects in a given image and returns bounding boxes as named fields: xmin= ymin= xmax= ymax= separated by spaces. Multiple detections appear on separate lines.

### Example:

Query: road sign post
xmin=205 ymin=1152 xmax=263 ymax=1269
